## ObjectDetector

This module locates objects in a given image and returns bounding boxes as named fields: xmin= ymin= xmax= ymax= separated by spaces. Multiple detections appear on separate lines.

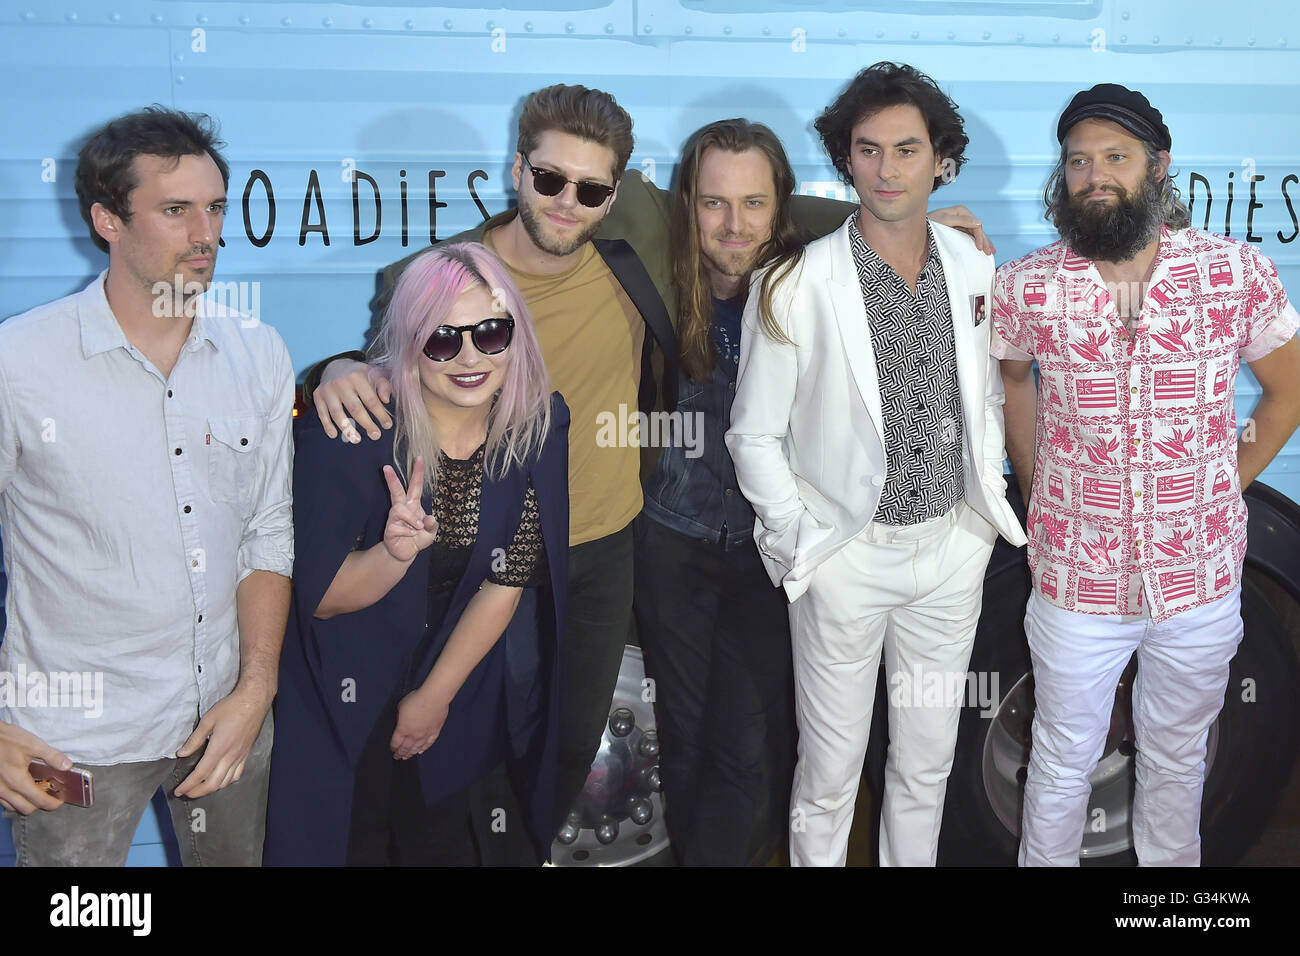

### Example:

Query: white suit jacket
xmin=726 ymin=216 xmax=1028 ymax=601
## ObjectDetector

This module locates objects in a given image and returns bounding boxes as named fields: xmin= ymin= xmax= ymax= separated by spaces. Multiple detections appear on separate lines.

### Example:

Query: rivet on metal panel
xmin=876 ymin=29 xmax=884 ymax=38
xmin=1214 ymin=36 xmax=1222 ymax=45
xmin=110 ymin=11 xmax=120 ymax=22
xmin=1248 ymin=37 xmax=1256 ymax=45
xmin=1121 ymin=10 xmax=1129 ymax=20
xmin=1282 ymin=39 xmax=1289 ymax=47
xmin=982 ymin=30 xmax=990 ymax=40
xmin=1052 ymin=33 xmax=1060 ymax=42
xmin=486 ymin=20 xmax=494 ymax=31
xmin=524 ymin=21 xmax=533 ymax=32
xmin=281 ymin=17 xmax=292 ymax=27
xmin=239 ymin=15 xmax=250 ymax=25
xmin=1152 ymin=35 xmax=1159 ymax=44
xmin=947 ymin=31 xmax=955 ymax=40
xmin=723 ymin=24 xmax=732 ymax=35
xmin=1016 ymin=33 xmax=1024 ymax=42
xmin=644 ymin=24 xmax=652 ymax=33
xmin=837 ymin=28 xmax=845 ymax=37
xmin=566 ymin=21 xmax=575 ymax=33
xmin=1120 ymin=34 xmax=1127 ymax=43
xmin=22 ymin=9 xmax=33 ymax=19
xmin=911 ymin=31 xmax=919 ymax=40
xmin=196 ymin=14 xmax=207 ymax=25
xmin=444 ymin=19 xmax=453 ymax=30
xmin=322 ymin=17 xmax=332 ymax=27
xmin=405 ymin=19 xmax=414 ymax=30
xmin=176 ymin=74 xmax=185 ymax=83
xmin=685 ymin=25 xmax=693 ymax=34
xmin=151 ymin=12 xmax=162 ymax=23
xmin=362 ymin=17 xmax=373 ymax=28
xmin=1184 ymin=35 xmax=1192 ymax=44
xmin=605 ymin=22 xmax=614 ymax=34
xmin=66 ymin=11 xmax=77 ymax=22
xmin=761 ymin=26 xmax=770 ymax=36
xmin=175 ymin=52 xmax=183 ymax=62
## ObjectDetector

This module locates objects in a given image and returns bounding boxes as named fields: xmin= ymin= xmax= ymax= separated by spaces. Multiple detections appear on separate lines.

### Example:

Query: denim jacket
xmin=642 ymin=297 xmax=757 ymax=550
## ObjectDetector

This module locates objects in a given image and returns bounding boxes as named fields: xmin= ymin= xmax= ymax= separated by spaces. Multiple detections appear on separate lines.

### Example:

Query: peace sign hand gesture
xmin=382 ymin=456 xmax=438 ymax=563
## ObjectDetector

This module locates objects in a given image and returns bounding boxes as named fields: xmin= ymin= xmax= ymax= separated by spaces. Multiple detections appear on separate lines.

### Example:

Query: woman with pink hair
xmin=266 ymin=243 xmax=569 ymax=866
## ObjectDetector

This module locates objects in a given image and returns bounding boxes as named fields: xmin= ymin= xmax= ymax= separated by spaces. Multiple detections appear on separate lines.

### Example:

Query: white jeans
xmin=787 ymin=500 xmax=996 ymax=867
xmin=1019 ymin=584 xmax=1244 ymax=866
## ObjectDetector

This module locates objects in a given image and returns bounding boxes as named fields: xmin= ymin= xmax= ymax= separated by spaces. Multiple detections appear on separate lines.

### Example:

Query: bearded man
xmin=992 ymin=84 xmax=1300 ymax=865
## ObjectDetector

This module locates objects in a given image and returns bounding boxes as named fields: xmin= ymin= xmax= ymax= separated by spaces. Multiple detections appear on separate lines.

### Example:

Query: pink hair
xmin=367 ymin=242 xmax=551 ymax=496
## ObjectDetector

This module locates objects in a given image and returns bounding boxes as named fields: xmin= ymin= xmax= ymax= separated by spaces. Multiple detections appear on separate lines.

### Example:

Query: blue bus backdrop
xmin=1 ymin=0 xmax=1297 ymax=864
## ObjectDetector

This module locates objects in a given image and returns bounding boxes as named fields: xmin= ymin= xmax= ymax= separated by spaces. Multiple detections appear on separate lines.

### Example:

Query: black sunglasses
xmin=421 ymin=317 xmax=515 ymax=362
xmin=521 ymin=154 xmax=616 ymax=208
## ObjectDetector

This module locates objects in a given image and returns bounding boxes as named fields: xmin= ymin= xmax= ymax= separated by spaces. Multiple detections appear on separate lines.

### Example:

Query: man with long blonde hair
xmin=634 ymin=119 xmax=842 ymax=864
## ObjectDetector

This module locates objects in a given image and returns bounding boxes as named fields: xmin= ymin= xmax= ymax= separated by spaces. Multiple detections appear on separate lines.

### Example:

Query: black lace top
xmin=426 ymin=443 xmax=546 ymax=600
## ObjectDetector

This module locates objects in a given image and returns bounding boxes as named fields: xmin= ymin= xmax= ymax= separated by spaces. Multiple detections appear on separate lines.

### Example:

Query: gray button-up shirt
xmin=0 ymin=272 xmax=294 ymax=763
xmin=849 ymin=218 xmax=965 ymax=525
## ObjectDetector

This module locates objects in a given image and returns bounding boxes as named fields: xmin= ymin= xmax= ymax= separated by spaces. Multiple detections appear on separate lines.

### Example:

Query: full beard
xmin=1057 ymin=173 xmax=1164 ymax=263
xmin=517 ymin=194 xmax=603 ymax=257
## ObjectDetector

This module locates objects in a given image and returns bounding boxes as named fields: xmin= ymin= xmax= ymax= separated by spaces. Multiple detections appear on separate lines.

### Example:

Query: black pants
xmin=553 ymin=522 xmax=636 ymax=830
xmin=632 ymin=515 xmax=797 ymax=865
xmin=346 ymin=694 xmax=534 ymax=866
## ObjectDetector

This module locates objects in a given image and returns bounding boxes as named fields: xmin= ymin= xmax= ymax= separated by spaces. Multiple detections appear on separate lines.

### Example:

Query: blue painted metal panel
xmin=1 ymin=0 xmax=1298 ymax=864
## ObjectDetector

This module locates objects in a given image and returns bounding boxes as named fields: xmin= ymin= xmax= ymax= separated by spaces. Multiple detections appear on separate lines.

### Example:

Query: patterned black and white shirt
xmin=848 ymin=216 xmax=965 ymax=525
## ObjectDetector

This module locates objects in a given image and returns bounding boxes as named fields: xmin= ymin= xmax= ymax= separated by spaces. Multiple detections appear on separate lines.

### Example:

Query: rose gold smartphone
xmin=28 ymin=760 xmax=94 ymax=808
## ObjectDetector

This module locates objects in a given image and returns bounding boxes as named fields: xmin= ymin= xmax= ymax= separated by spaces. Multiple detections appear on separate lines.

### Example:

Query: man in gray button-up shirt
xmin=0 ymin=107 xmax=293 ymax=866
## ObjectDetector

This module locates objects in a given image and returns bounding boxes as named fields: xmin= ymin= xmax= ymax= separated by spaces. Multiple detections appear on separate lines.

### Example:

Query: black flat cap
xmin=1057 ymin=83 xmax=1171 ymax=151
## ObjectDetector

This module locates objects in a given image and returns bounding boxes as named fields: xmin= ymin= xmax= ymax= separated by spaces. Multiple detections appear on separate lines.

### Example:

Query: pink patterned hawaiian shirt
xmin=991 ymin=227 xmax=1299 ymax=622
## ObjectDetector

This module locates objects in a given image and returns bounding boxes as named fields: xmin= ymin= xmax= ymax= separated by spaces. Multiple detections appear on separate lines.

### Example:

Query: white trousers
xmin=1018 ymin=584 xmax=1244 ymax=867
xmin=788 ymin=500 xmax=997 ymax=867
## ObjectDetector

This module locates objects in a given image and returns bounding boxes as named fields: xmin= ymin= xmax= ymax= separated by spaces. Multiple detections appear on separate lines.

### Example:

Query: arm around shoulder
xmin=788 ymin=193 xmax=856 ymax=241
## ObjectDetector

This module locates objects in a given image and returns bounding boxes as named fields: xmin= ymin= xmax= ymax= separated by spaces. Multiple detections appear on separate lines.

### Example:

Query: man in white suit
xmin=727 ymin=62 xmax=1027 ymax=867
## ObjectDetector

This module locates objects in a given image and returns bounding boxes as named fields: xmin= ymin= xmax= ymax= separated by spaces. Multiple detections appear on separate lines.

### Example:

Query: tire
xmin=551 ymin=645 xmax=672 ymax=866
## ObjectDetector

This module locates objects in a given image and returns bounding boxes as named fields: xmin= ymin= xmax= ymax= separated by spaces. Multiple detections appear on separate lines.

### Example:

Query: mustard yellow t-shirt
xmin=486 ymin=231 xmax=645 ymax=547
